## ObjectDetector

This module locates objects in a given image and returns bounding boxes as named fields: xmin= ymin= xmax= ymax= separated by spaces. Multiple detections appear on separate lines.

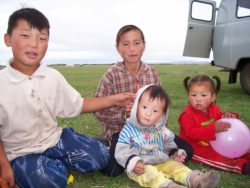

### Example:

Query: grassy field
xmin=52 ymin=64 xmax=250 ymax=188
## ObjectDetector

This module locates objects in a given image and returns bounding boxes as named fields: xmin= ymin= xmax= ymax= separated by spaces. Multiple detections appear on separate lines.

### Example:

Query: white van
xmin=183 ymin=0 xmax=250 ymax=94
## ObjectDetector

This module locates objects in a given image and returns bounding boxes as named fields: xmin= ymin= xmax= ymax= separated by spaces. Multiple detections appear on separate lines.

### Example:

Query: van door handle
xmin=189 ymin=26 xmax=194 ymax=29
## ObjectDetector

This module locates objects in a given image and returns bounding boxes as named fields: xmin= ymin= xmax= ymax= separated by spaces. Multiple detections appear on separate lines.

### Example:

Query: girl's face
xmin=137 ymin=92 xmax=165 ymax=126
xmin=188 ymin=83 xmax=216 ymax=112
xmin=116 ymin=29 xmax=145 ymax=65
xmin=4 ymin=19 xmax=49 ymax=75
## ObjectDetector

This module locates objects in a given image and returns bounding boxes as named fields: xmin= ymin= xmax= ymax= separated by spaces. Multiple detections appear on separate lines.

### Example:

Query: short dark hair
xmin=7 ymin=8 xmax=50 ymax=35
xmin=116 ymin=25 xmax=145 ymax=45
xmin=142 ymin=85 xmax=170 ymax=113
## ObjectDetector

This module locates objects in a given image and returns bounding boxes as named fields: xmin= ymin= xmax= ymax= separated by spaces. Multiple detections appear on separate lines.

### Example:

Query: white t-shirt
xmin=0 ymin=63 xmax=83 ymax=160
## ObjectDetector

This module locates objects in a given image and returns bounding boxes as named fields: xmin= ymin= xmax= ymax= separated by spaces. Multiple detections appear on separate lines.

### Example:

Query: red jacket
xmin=178 ymin=104 xmax=249 ymax=174
xmin=178 ymin=103 xmax=222 ymax=152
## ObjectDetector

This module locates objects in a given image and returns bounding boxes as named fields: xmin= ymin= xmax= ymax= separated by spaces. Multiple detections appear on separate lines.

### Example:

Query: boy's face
xmin=4 ymin=19 xmax=49 ymax=75
xmin=116 ymin=30 xmax=145 ymax=65
xmin=137 ymin=91 xmax=165 ymax=126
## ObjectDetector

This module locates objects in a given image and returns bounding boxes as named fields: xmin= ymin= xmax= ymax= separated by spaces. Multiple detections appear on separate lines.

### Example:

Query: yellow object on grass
xmin=67 ymin=174 xmax=74 ymax=184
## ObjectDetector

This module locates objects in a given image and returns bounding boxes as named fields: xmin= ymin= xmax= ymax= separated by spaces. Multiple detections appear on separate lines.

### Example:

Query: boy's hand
xmin=0 ymin=162 xmax=15 ymax=188
xmin=133 ymin=161 xmax=145 ymax=176
xmin=0 ymin=178 xmax=8 ymax=188
xmin=115 ymin=92 xmax=134 ymax=107
xmin=215 ymin=120 xmax=231 ymax=132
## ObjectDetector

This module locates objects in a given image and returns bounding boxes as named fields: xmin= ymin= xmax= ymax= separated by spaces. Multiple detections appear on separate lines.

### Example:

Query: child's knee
xmin=139 ymin=165 xmax=169 ymax=188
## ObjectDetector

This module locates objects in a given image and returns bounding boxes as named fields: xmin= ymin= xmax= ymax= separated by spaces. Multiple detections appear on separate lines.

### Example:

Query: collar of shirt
xmin=6 ymin=63 xmax=46 ymax=83
xmin=116 ymin=61 xmax=148 ymax=74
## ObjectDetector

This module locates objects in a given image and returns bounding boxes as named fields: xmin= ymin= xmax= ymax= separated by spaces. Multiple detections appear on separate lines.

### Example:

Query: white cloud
xmin=0 ymin=0 xmax=213 ymax=65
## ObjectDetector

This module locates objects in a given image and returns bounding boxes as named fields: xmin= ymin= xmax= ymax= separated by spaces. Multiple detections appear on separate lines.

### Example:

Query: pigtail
xmin=183 ymin=76 xmax=191 ymax=92
xmin=211 ymin=75 xmax=221 ymax=94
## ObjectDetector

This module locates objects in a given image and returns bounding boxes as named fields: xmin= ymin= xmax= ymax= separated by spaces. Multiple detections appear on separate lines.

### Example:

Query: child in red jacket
xmin=178 ymin=75 xmax=250 ymax=174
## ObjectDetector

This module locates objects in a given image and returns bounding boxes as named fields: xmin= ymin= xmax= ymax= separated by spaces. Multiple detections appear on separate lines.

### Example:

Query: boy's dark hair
xmin=183 ymin=75 xmax=221 ymax=94
xmin=143 ymin=85 xmax=170 ymax=113
xmin=116 ymin=25 xmax=145 ymax=45
xmin=7 ymin=8 xmax=50 ymax=35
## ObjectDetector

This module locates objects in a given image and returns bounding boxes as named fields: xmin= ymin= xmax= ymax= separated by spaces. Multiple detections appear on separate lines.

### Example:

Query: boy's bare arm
xmin=0 ymin=140 xmax=15 ymax=188
xmin=82 ymin=92 xmax=134 ymax=113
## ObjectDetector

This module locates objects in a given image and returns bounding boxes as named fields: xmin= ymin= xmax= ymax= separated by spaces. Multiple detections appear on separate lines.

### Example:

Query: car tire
xmin=240 ymin=62 xmax=250 ymax=95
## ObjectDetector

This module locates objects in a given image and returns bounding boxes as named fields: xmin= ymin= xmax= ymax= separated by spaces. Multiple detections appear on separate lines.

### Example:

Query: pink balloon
xmin=210 ymin=118 xmax=250 ymax=158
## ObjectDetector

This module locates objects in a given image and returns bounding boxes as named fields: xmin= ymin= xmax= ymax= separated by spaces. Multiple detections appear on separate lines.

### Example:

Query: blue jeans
xmin=11 ymin=128 xmax=110 ymax=188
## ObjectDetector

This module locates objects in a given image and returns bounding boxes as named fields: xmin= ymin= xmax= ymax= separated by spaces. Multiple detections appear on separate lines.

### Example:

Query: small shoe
xmin=188 ymin=169 xmax=220 ymax=188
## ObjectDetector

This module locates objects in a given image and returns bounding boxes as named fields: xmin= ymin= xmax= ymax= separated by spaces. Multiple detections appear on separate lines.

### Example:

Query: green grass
xmin=52 ymin=64 xmax=250 ymax=188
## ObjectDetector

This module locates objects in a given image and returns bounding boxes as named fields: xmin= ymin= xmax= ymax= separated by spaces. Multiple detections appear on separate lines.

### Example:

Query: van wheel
xmin=240 ymin=63 xmax=250 ymax=95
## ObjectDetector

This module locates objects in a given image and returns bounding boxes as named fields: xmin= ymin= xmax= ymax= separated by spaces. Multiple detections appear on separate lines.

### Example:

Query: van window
xmin=237 ymin=0 xmax=250 ymax=17
xmin=191 ymin=1 xmax=213 ymax=21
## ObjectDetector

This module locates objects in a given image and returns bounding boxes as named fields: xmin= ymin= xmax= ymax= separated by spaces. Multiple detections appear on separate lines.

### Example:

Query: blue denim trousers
xmin=11 ymin=128 xmax=110 ymax=188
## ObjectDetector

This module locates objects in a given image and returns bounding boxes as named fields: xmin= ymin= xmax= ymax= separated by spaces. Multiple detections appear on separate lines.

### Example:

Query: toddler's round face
xmin=188 ymin=83 xmax=215 ymax=112
xmin=137 ymin=92 xmax=164 ymax=126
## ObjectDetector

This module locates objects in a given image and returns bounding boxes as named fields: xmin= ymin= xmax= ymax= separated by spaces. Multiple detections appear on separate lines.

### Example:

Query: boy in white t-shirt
xmin=0 ymin=8 xmax=133 ymax=188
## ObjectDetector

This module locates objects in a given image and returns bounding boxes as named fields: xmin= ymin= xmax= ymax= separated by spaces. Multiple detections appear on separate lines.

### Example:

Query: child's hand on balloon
xmin=215 ymin=121 xmax=231 ymax=132
xmin=211 ymin=118 xmax=250 ymax=158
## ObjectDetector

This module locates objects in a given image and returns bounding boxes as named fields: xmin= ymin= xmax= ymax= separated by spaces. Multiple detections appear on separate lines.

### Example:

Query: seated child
xmin=95 ymin=24 xmax=192 ymax=177
xmin=178 ymin=75 xmax=250 ymax=174
xmin=0 ymin=8 xmax=133 ymax=188
xmin=115 ymin=85 xmax=220 ymax=188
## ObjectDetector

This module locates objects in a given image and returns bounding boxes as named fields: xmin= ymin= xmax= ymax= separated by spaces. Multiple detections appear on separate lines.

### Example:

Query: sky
xmin=0 ymin=0 xmax=221 ymax=65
